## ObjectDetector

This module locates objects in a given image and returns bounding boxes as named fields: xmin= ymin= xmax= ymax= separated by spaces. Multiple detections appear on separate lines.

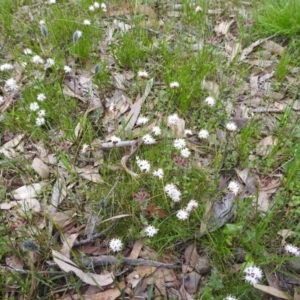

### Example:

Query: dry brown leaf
xmin=84 ymin=282 xmax=125 ymax=300
xmin=49 ymin=179 xmax=67 ymax=214
xmin=126 ymin=270 xmax=142 ymax=288
xmin=136 ymin=265 xmax=157 ymax=278
xmin=0 ymin=134 xmax=25 ymax=158
xmin=76 ymin=166 xmax=104 ymax=183
xmin=256 ymin=136 xmax=278 ymax=156
xmin=31 ymin=157 xmax=49 ymax=179
xmin=183 ymin=271 xmax=201 ymax=294
xmin=6 ymin=255 xmax=24 ymax=270
xmin=52 ymin=250 xmax=114 ymax=286
xmin=262 ymin=40 xmax=285 ymax=56
xmin=184 ymin=244 xmax=198 ymax=269
xmin=214 ymin=20 xmax=235 ymax=36
xmin=201 ymin=80 xmax=219 ymax=98
xmin=277 ymin=229 xmax=296 ymax=240
xmin=254 ymin=284 xmax=291 ymax=299
xmin=294 ymin=289 xmax=300 ymax=300
xmin=129 ymin=239 xmax=144 ymax=259
xmin=145 ymin=268 xmax=167 ymax=299
xmin=143 ymin=203 xmax=167 ymax=219
xmin=254 ymin=191 xmax=269 ymax=212
xmin=61 ymin=233 xmax=80 ymax=258
xmin=13 ymin=183 xmax=44 ymax=200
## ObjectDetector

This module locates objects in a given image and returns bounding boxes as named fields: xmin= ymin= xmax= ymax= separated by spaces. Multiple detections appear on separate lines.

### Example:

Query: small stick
xmin=252 ymin=108 xmax=282 ymax=113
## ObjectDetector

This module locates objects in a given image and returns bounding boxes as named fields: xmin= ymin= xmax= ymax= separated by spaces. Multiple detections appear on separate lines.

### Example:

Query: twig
xmin=0 ymin=266 xmax=65 ymax=275
xmin=81 ymin=256 xmax=181 ymax=269
xmin=73 ymin=227 xmax=110 ymax=247
xmin=252 ymin=108 xmax=282 ymax=113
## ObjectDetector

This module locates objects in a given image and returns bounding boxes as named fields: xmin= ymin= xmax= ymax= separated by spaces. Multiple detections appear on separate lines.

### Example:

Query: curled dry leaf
xmin=84 ymin=282 xmax=125 ymax=300
xmin=52 ymin=250 xmax=114 ymax=286
xmin=6 ymin=255 xmax=24 ymax=270
xmin=61 ymin=233 xmax=80 ymax=259
xmin=13 ymin=183 xmax=44 ymax=200
xmin=254 ymin=284 xmax=290 ymax=299
xmin=31 ymin=157 xmax=49 ymax=179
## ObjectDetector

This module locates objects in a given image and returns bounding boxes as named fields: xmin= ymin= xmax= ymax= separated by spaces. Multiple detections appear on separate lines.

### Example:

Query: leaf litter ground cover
xmin=1 ymin=0 xmax=300 ymax=299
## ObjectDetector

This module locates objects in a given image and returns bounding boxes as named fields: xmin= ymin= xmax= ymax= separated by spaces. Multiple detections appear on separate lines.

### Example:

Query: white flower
xmin=83 ymin=19 xmax=91 ymax=26
xmin=136 ymin=156 xmax=151 ymax=172
xmin=224 ymin=296 xmax=238 ymax=300
xmin=204 ymin=96 xmax=216 ymax=107
xmin=81 ymin=143 xmax=89 ymax=153
xmin=142 ymin=134 xmax=156 ymax=145
xmin=32 ymin=55 xmax=44 ymax=64
xmin=0 ymin=96 xmax=4 ymax=105
xmin=170 ymin=81 xmax=180 ymax=89
xmin=176 ymin=209 xmax=189 ymax=220
xmin=198 ymin=129 xmax=209 ymax=139
xmin=173 ymin=138 xmax=186 ymax=150
xmin=137 ymin=116 xmax=149 ymax=125
xmin=101 ymin=3 xmax=107 ymax=12
xmin=195 ymin=6 xmax=202 ymax=12
xmin=152 ymin=126 xmax=161 ymax=136
xmin=285 ymin=244 xmax=300 ymax=256
xmin=144 ymin=225 xmax=158 ymax=237
xmin=36 ymin=117 xmax=45 ymax=126
xmin=226 ymin=122 xmax=237 ymax=131
xmin=49 ymin=0 xmax=56 ymax=4
xmin=37 ymin=93 xmax=46 ymax=102
xmin=38 ymin=110 xmax=46 ymax=117
xmin=109 ymin=238 xmax=123 ymax=252
xmin=39 ymin=20 xmax=45 ymax=25
xmin=184 ymin=129 xmax=193 ymax=136
xmin=168 ymin=113 xmax=179 ymax=125
xmin=111 ymin=135 xmax=121 ymax=143
xmin=138 ymin=70 xmax=148 ymax=79
xmin=89 ymin=5 xmax=95 ymax=11
xmin=244 ymin=266 xmax=263 ymax=285
xmin=5 ymin=78 xmax=18 ymax=91
xmin=228 ymin=181 xmax=240 ymax=195
xmin=164 ymin=183 xmax=181 ymax=202
xmin=23 ymin=48 xmax=32 ymax=55
xmin=44 ymin=58 xmax=54 ymax=69
xmin=94 ymin=2 xmax=100 ymax=8
xmin=186 ymin=200 xmax=198 ymax=212
xmin=30 ymin=102 xmax=40 ymax=111
xmin=180 ymin=148 xmax=191 ymax=158
xmin=64 ymin=65 xmax=72 ymax=73
xmin=0 ymin=63 xmax=14 ymax=71
xmin=153 ymin=168 xmax=164 ymax=179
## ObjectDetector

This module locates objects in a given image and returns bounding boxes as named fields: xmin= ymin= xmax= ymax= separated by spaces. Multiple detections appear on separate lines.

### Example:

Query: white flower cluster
xmin=64 ymin=65 xmax=72 ymax=73
xmin=204 ymin=96 xmax=216 ymax=107
xmin=5 ymin=78 xmax=18 ymax=91
xmin=89 ymin=2 xmax=106 ymax=12
xmin=164 ymin=183 xmax=181 ymax=202
xmin=29 ymin=94 xmax=47 ymax=126
xmin=0 ymin=63 xmax=14 ymax=71
xmin=170 ymin=81 xmax=180 ymax=89
xmin=109 ymin=238 xmax=123 ymax=252
xmin=168 ymin=113 xmax=179 ymax=125
xmin=243 ymin=265 xmax=263 ymax=285
xmin=224 ymin=296 xmax=238 ymax=300
xmin=153 ymin=168 xmax=164 ymax=179
xmin=198 ymin=129 xmax=209 ymax=139
xmin=83 ymin=19 xmax=91 ymax=26
xmin=111 ymin=135 xmax=121 ymax=143
xmin=138 ymin=70 xmax=148 ymax=79
xmin=144 ymin=225 xmax=158 ymax=237
xmin=142 ymin=134 xmax=156 ymax=145
xmin=228 ymin=181 xmax=240 ymax=195
xmin=136 ymin=156 xmax=151 ymax=172
xmin=226 ymin=122 xmax=237 ymax=132
xmin=176 ymin=199 xmax=199 ymax=220
xmin=284 ymin=244 xmax=300 ymax=256
xmin=152 ymin=126 xmax=161 ymax=136
xmin=137 ymin=116 xmax=149 ymax=125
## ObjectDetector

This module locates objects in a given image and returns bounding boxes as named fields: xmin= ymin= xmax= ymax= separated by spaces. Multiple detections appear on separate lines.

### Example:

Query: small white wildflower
xmin=184 ymin=129 xmax=193 ymax=137
xmin=35 ymin=117 xmax=45 ymax=126
xmin=173 ymin=138 xmax=186 ymax=150
xmin=49 ymin=0 xmax=56 ymax=4
xmin=170 ymin=81 xmax=180 ymax=89
xmin=73 ymin=30 xmax=82 ymax=43
xmin=30 ymin=102 xmax=40 ymax=112
xmin=32 ymin=55 xmax=44 ymax=64
xmin=186 ymin=200 xmax=199 ymax=212
xmin=23 ymin=48 xmax=32 ymax=55
xmin=109 ymin=238 xmax=123 ymax=252
xmin=94 ymin=2 xmax=100 ymax=8
xmin=38 ymin=109 xmax=46 ymax=117
xmin=244 ymin=266 xmax=263 ymax=285
xmin=180 ymin=148 xmax=191 ymax=158
xmin=81 ymin=143 xmax=89 ymax=154
xmin=83 ymin=19 xmax=91 ymax=26
xmin=284 ymin=244 xmax=300 ymax=256
xmin=111 ymin=135 xmax=121 ymax=143
xmin=137 ymin=116 xmax=149 ymax=125
xmin=226 ymin=122 xmax=237 ymax=132
xmin=152 ymin=126 xmax=161 ymax=136
xmin=89 ymin=5 xmax=95 ymax=11
xmin=44 ymin=58 xmax=55 ymax=69
xmin=39 ymin=20 xmax=45 ymax=25
xmin=136 ymin=156 xmax=151 ymax=172
xmin=224 ymin=296 xmax=238 ymax=300
xmin=138 ymin=70 xmax=148 ymax=79
xmin=176 ymin=209 xmax=189 ymax=220
xmin=153 ymin=168 xmax=164 ymax=179
xmin=228 ymin=181 xmax=240 ymax=195
xmin=142 ymin=134 xmax=156 ymax=145
xmin=0 ymin=96 xmax=4 ymax=105
xmin=37 ymin=93 xmax=46 ymax=102
xmin=101 ymin=3 xmax=107 ymax=12
xmin=168 ymin=113 xmax=179 ymax=125
xmin=109 ymin=103 xmax=116 ymax=112
xmin=164 ymin=183 xmax=181 ymax=202
xmin=204 ymin=96 xmax=216 ymax=107
xmin=144 ymin=225 xmax=159 ymax=237
xmin=0 ymin=63 xmax=14 ymax=71
xmin=195 ymin=6 xmax=202 ymax=12
xmin=5 ymin=78 xmax=18 ymax=91
xmin=198 ymin=129 xmax=209 ymax=139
